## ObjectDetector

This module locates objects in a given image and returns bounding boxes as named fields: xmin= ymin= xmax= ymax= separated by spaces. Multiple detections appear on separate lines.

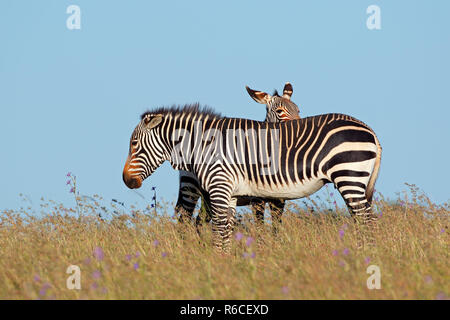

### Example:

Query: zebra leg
xmin=175 ymin=185 xmax=200 ymax=224
xmin=340 ymin=192 xmax=377 ymax=248
xmin=208 ymin=188 xmax=235 ymax=254
xmin=195 ymin=195 xmax=213 ymax=229
xmin=251 ymin=198 xmax=265 ymax=227
xmin=268 ymin=199 xmax=285 ymax=236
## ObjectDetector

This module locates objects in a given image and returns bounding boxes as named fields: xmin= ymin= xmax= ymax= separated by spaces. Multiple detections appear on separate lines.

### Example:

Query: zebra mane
xmin=272 ymin=90 xmax=280 ymax=97
xmin=140 ymin=103 xmax=222 ymax=120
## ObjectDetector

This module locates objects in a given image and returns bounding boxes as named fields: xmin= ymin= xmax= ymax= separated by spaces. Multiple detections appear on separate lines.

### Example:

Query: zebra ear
xmin=282 ymin=82 xmax=293 ymax=100
xmin=144 ymin=114 xmax=163 ymax=129
xmin=246 ymin=86 xmax=271 ymax=104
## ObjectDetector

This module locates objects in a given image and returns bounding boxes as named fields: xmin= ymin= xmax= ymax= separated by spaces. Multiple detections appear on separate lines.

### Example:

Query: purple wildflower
xmin=93 ymin=246 xmax=104 ymax=261
xmin=281 ymin=286 xmax=289 ymax=295
xmin=364 ymin=257 xmax=371 ymax=265
xmin=92 ymin=270 xmax=101 ymax=279
xmin=66 ymin=180 xmax=71 ymax=185
xmin=235 ymin=232 xmax=243 ymax=241
xmin=33 ymin=274 xmax=41 ymax=282
xmin=342 ymin=248 xmax=349 ymax=256
xmin=242 ymin=252 xmax=249 ymax=258
xmin=91 ymin=282 xmax=99 ymax=290
xmin=133 ymin=262 xmax=139 ymax=270
xmin=69 ymin=187 xmax=74 ymax=193
xmin=161 ymin=252 xmax=167 ymax=258
xmin=246 ymin=237 xmax=254 ymax=247
xmin=125 ymin=254 xmax=132 ymax=261
xmin=135 ymin=251 xmax=141 ymax=258
xmin=339 ymin=229 xmax=345 ymax=239
xmin=332 ymin=250 xmax=339 ymax=256
xmin=39 ymin=283 xmax=51 ymax=296
xmin=66 ymin=172 xmax=71 ymax=177
xmin=250 ymin=252 xmax=256 ymax=259
xmin=153 ymin=240 xmax=159 ymax=247
xmin=436 ymin=292 xmax=447 ymax=300
xmin=440 ymin=228 xmax=445 ymax=234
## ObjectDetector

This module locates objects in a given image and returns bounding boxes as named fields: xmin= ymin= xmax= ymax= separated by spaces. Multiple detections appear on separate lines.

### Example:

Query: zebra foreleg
xmin=209 ymin=192 xmax=236 ymax=254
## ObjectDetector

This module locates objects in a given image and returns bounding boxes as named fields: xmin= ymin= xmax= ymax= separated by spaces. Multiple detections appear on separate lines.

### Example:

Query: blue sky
xmin=1 ymin=0 xmax=449 ymax=213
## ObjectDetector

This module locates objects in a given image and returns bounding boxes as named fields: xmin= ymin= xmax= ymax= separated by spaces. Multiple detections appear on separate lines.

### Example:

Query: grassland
xmin=0 ymin=184 xmax=448 ymax=300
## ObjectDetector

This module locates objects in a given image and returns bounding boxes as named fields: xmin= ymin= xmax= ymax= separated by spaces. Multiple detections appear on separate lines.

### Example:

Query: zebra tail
xmin=366 ymin=134 xmax=382 ymax=204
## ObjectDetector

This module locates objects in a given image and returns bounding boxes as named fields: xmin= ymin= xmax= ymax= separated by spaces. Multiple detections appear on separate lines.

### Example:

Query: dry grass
xmin=0 ymin=185 xmax=448 ymax=300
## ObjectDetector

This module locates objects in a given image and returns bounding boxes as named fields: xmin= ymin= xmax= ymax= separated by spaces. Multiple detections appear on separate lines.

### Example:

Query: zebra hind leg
xmin=344 ymin=195 xmax=378 ymax=248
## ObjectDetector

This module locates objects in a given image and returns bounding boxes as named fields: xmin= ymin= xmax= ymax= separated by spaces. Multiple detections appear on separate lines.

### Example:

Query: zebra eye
xmin=276 ymin=109 xmax=284 ymax=114
xmin=131 ymin=140 xmax=138 ymax=147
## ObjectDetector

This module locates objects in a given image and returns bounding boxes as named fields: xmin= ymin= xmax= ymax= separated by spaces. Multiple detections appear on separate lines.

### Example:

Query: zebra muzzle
xmin=123 ymin=163 xmax=142 ymax=189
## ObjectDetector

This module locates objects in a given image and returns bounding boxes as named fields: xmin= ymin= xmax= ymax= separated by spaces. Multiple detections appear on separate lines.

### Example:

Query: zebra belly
xmin=234 ymin=178 xmax=326 ymax=200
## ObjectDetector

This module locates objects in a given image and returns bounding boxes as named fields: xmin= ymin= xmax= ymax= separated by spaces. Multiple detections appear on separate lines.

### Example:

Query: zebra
xmin=123 ymin=105 xmax=382 ymax=253
xmin=175 ymin=83 xmax=301 ymax=234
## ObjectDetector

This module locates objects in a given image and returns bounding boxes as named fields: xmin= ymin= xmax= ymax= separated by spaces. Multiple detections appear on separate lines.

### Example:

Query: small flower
xmin=39 ymin=283 xmax=51 ymax=296
xmin=133 ymin=262 xmax=139 ymax=270
xmin=125 ymin=254 xmax=132 ymax=261
xmin=436 ymin=292 xmax=447 ymax=300
xmin=93 ymin=246 xmax=104 ymax=261
xmin=235 ymin=232 xmax=243 ymax=241
xmin=66 ymin=172 xmax=71 ymax=177
xmin=440 ymin=228 xmax=445 ymax=234
xmin=66 ymin=180 xmax=71 ymax=185
xmin=135 ymin=251 xmax=141 ymax=258
xmin=281 ymin=286 xmax=289 ymax=295
xmin=364 ymin=257 xmax=371 ymax=265
xmin=379 ymin=211 xmax=383 ymax=218
xmin=92 ymin=270 xmax=101 ymax=279
xmin=69 ymin=187 xmax=74 ymax=193
xmin=332 ymin=250 xmax=339 ymax=256
xmin=330 ymin=192 xmax=334 ymax=197
xmin=342 ymin=248 xmax=349 ymax=256
xmin=242 ymin=252 xmax=249 ymax=258
xmin=153 ymin=240 xmax=159 ymax=247
xmin=250 ymin=252 xmax=256 ymax=259
xmin=246 ymin=237 xmax=254 ymax=247
xmin=161 ymin=252 xmax=167 ymax=258
xmin=333 ymin=200 xmax=337 ymax=205
xmin=91 ymin=282 xmax=99 ymax=290
xmin=339 ymin=229 xmax=345 ymax=239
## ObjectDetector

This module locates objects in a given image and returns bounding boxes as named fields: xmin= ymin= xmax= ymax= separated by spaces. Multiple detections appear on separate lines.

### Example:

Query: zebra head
xmin=123 ymin=113 xmax=167 ymax=189
xmin=246 ymin=82 xmax=300 ymax=122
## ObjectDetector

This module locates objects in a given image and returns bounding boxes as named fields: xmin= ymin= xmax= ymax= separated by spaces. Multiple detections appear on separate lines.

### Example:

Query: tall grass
xmin=0 ymin=184 xmax=448 ymax=299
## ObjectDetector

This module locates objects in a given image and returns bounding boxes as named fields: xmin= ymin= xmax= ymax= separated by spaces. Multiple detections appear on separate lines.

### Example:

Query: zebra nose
xmin=123 ymin=167 xmax=142 ymax=189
